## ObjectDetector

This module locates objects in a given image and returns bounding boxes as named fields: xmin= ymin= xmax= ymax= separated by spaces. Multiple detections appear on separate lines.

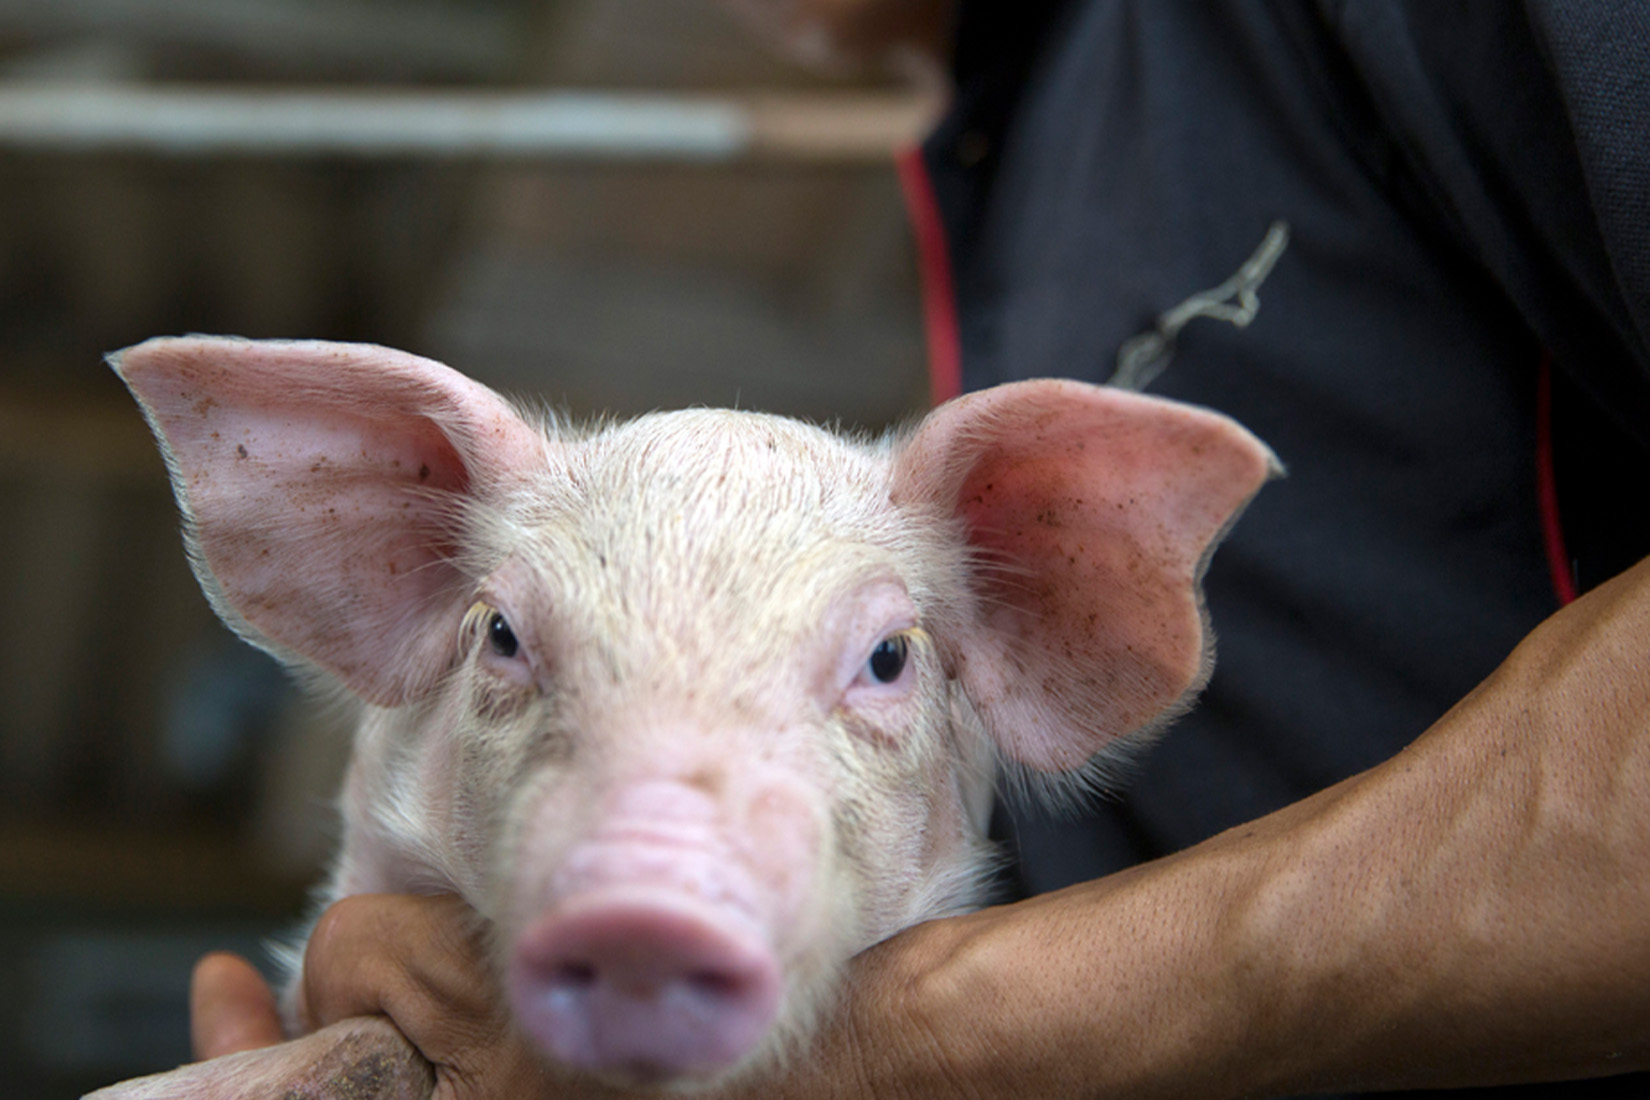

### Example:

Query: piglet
xmin=89 ymin=336 xmax=1275 ymax=1098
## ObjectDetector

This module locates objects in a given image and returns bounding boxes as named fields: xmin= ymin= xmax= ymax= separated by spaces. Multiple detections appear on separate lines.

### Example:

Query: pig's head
xmin=112 ymin=336 xmax=1275 ymax=1090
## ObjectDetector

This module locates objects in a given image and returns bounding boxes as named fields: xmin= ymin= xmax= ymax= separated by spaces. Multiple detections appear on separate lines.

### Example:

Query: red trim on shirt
xmin=1536 ymin=351 xmax=1578 ymax=606
xmin=895 ymin=145 xmax=964 ymax=406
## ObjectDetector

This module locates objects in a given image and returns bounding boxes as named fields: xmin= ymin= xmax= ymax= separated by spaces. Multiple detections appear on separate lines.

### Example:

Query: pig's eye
xmin=866 ymin=633 xmax=910 ymax=684
xmin=487 ymin=611 xmax=519 ymax=659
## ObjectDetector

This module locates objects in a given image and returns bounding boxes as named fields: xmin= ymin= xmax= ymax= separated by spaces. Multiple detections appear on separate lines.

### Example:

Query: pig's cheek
xmin=492 ymin=768 xmax=586 ymax=934
xmin=823 ymin=681 xmax=980 ymax=939
xmin=332 ymin=704 xmax=469 ymax=899
xmin=445 ymin=678 xmax=567 ymax=911
xmin=444 ymin=730 xmax=526 ymax=904
xmin=739 ymin=771 xmax=834 ymax=950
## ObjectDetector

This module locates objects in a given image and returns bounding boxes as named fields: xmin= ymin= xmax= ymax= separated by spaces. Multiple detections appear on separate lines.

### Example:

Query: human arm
xmin=891 ymin=553 xmax=1650 ymax=1097
xmin=196 ymin=554 xmax=1650 ymax=1097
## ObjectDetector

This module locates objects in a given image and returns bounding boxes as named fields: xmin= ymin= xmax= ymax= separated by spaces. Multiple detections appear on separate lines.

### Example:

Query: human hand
xmin=186 ymin=881 xmax=1257 ymax=1100
xmin=190 ymin=892 xmax=983 ymax=1100
xmin=187 ymin=895 xmax=555 ymax=1100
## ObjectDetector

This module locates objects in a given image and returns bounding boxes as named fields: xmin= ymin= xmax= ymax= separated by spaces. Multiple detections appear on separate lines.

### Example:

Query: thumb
xmin=190 ymin=951 xmax=286 ymax=1059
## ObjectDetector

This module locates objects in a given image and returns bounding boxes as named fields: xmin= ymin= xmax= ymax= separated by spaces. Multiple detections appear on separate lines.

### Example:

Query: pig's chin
xmin=509 ymin=887 xmax=785 ymax=1089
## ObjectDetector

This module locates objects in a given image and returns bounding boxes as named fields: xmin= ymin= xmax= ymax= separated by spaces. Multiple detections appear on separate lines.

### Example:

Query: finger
xmin=301 ymin=894 xmax=502 ymax=1055
xmin=190 ymin=951 xmax=286 ymax=1059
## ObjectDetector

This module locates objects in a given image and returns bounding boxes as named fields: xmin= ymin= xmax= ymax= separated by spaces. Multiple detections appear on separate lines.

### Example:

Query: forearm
xmin=1240 ymin=554 xmax=1650 ymax=1092
xmin=890 ymin=557 xmax=1650 ymax=1098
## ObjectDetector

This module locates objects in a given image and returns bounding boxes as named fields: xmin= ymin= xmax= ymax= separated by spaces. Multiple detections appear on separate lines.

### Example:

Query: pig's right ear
xmin=110 ymin=336 xmax=547 ymax=706
xmin=893 ymin=379 xmax=1277 ymax=778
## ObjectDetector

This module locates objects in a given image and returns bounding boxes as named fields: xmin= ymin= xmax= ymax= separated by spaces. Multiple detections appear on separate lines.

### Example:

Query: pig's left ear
xmin=111 ymin=336 xmax=547 ymax=706
xmin=893 ymin=379 xmax=1278 ymax=775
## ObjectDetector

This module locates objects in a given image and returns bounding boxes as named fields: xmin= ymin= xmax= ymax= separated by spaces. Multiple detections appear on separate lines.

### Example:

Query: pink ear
xmin=111 ymin=336 xmax=546 ymax=706
xmin=894 ymin=379 xmax=1277 ymax=773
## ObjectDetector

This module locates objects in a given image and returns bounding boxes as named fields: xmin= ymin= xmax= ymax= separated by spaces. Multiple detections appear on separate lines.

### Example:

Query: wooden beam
xmin=0 ymin=86 xmax=940 ymax=163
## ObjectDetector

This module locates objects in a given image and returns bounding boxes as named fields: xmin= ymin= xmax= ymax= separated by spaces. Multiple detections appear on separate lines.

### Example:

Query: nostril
xmin=554 ymin=960 xmax=597 ymax=989
xmin=687 ymin=968 xmax=743 ymax=997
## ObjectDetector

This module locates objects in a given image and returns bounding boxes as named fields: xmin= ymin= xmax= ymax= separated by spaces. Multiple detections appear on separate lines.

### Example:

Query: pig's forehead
xmin=486 ymin=407 xmax=951 ymax=614
xmin=599 ymin=408 xmax=883 ymax=474
xmin=551 ymin=409 xmax=894 ymax=532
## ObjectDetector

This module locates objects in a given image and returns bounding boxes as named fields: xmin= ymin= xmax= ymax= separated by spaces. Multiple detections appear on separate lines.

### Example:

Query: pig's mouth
xmin=509 ymin=885 xmax=784 ymax=1088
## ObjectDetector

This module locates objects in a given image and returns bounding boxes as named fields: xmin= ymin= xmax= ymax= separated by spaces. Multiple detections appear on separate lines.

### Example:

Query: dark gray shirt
xmin=920 ymin=3 xmax=1650 ymax=1096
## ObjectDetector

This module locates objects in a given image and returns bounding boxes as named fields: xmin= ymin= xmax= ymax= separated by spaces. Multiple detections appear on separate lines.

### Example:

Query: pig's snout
xmin=511 ymin=894 xmax=782 ymax=1084
xmin=508 ymin=779 xmax=812 ymax=1084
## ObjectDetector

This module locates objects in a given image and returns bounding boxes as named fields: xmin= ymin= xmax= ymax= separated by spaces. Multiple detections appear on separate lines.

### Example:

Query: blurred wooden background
xmin=0 ymin=2 xmax=932 ymax=1093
